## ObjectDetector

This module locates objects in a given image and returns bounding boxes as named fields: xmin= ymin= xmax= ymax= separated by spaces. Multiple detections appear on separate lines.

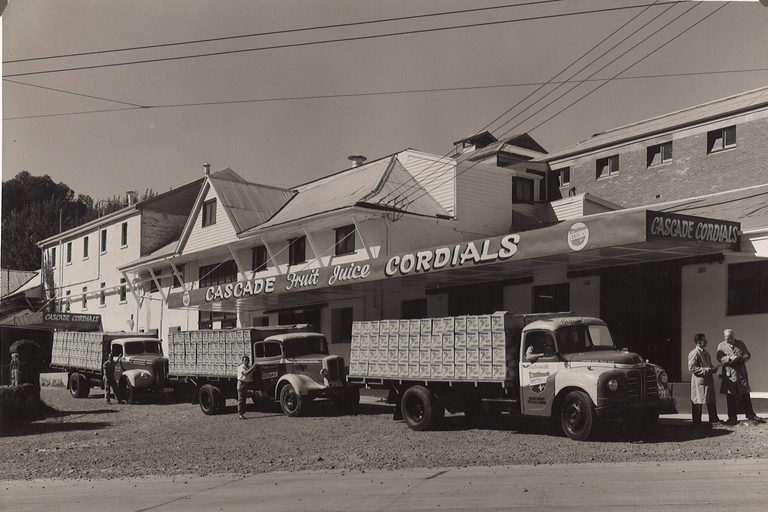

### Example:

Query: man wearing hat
xmin=717 ymin=329 xmax=764 ymax=425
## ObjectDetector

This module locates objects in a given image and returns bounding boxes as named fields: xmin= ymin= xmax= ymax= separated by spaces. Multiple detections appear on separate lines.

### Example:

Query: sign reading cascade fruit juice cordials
xmin=646 ymin=210 xmax=740 ymax=250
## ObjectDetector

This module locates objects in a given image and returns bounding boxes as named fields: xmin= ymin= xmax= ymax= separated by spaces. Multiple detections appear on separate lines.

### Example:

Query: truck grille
xmin=325 ymin=357 xmax=346 ymax=382
xmin=154 ymin=360 xmax=168 ymax=386
xmin=626 ymin=368 xmax=659 ymax=400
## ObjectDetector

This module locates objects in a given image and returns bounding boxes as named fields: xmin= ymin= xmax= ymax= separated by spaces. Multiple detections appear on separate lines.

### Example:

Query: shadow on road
xmin=1 ymin=420 xmax=112 ymax=438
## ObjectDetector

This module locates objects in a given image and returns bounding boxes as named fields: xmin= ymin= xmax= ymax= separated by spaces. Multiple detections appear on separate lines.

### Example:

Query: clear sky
xmin=3 ymin=1 xmax=768 ymax=201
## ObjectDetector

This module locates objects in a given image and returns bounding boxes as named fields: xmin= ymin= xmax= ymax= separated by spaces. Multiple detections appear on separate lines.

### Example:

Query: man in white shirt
xmin=237 ymin=356 xmax=258 ymax=419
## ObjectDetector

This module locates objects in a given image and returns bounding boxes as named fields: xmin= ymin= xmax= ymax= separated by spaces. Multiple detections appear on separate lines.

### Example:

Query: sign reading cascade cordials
xmin=646 ymin=210 xmax=740 ymax=251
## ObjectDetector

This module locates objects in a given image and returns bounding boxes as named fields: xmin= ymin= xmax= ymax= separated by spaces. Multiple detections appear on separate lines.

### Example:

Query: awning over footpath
xmin=0 ymin=310 xmax=103 ymax=331
xmin=168 ymin=208 xmax=740 ymax=312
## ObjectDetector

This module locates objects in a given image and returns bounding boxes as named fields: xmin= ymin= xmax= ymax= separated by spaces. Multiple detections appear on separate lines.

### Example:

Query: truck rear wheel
xmin=69 ymin=373 xmax=89 ymax=399
xmin=279 ymin=383 xmax=307 ymax=417
xmin=199 ymin=384 xmax=221 ymax=415
xmin=401 ymin=385 xmax=443 ymax=431
xmin=560 ymin=390 xmax=595 ymax=441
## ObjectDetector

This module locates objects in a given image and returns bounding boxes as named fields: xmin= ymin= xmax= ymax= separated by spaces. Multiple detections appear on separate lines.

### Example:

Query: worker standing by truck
xmin=103 ymin=355 xmax=120 ymax=404
xmin=236 ymin=356 xmax=258 ymax=419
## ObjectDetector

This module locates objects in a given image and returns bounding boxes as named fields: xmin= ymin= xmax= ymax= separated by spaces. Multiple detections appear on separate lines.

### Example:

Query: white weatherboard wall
xmin=183 ymin=187 xmax=238 ymax=255
xmin=455 ymin=161 xmax=514 ymax=237
xmin=399 ymin=151 xmax=456 ymax=216
xmin=681 ymin=255 xmax=768 ymax=393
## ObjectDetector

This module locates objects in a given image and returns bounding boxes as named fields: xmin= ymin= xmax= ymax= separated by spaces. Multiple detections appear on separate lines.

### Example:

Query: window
xmin=172 ymin=265 xmax=186 ymax=288
xmin=83 ymin=237 xmax=89 ymax=259
xmin=252 ymin=316 xmax=269 ymax=327
xmin=335 ymin=225 xmax=356 ymax=256
xmin=100 ymin=229 xmax=107 ymax=253
xmin=149 ymin=270 xmax=162 ymax=293
xmin=199 ymin=261 xmax=239 ymax=288
xmin=401 ymin=298 xmax=427 ymax=319
xmin=121 ymin=222 xmax=128 ymax=247
xmin=66 ymin=242 xmax=72 ymax=264
xmin=512 ymin=177 xmax=534 ymax=203
xmin=99 ymin=282 xmax=106 ymax=306
xmin=50 ymin=247 xmax=56 ymax=268
xmin=728 ymin=260 xmax=768 ymax=315
xmin=707 ymin=125 xmax=736 ymax=154
xmin=557 ymin=167 xmax=571 ymax=187
xmin=533 ymin=283 xmax=570 ymax=313
xmin=647 ymin=142 xmax=673 ymax=167
xmin=254 ymin=341 xmax=282 ymax=358
xmin=198 ymin=310 xmax=237 ymax=330
xmin=288 ymin=236 xmax=306 ymax=265
xmin=202 ymin=199 xmax=217 ymax=227
xmin=82 ymin=287 xmax=88 ymax=309
xmin=64 ymin=290 xmax=71 ymax=312
xmin=119 ymin=278 xmax=127 ymax=303
xmin=252 ymin=246 xmax=269 ymax=272
xmin=331 ymin=307 xmax=354 ymax=344
xmin=596 ymin=155 xmax=619 ymax=179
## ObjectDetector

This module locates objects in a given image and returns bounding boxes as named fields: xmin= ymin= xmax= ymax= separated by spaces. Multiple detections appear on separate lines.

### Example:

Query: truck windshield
xmin=555 ymin=324 xmax=615 ymax=354
xmin=124 ymin=341 xmax=163 ymax=355
xmin=283 ymin=336 xmax=329 ymax=358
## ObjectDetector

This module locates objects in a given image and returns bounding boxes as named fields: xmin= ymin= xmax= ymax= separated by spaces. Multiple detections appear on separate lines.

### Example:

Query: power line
xmin=396 ymin=2 xmax=728 ymax=213
xmin=374 ymin=0 xmax=672 ymax=205
xmin=3 ymin=2 xmax=681 ymax=79
xmin=6 ymin=64 xmax=768 ymax=121
xmin=2 ymin=78 xmax=147 ymax=107
xmin=5 ymin=0 xmax=568 ymax=64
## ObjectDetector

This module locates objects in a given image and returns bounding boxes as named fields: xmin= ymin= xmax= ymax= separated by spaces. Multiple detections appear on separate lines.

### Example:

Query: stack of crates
xmin=167 ymin=329 xmax=258 ymax=377
xmin=348 ymin=311 xmax=511 ymax=382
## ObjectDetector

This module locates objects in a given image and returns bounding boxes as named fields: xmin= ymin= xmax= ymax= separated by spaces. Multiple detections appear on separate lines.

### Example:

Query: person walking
xmin=716 ymin=329 xmax=764 ymax=425
xmin=236 ymin=355 xmax=258 ymax=419
xmin=10 ymin=353 xmax=22 ymax=386
xmin=687 ymin=333 xmax=720 ymax=427
xmin=102 ymin=355 xmax=120 ymax=404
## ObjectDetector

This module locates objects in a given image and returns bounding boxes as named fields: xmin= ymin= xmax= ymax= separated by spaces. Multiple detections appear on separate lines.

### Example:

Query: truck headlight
xmin=607 ymin=379 xmax=619 ymax=392
xmin=320 ymin=368 xmax=329 ymax=378
xmin=658 ymin=371 xmax=669 ymax=387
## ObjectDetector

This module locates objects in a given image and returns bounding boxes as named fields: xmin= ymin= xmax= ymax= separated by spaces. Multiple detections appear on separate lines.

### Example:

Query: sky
xmin=3 ymin=0 xmax=768 ymax=201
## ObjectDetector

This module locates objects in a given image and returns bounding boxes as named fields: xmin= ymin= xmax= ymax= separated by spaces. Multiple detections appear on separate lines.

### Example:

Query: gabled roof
xmin=544 ymin=85 xmax=768 ymax=161
xmin=455 ymin=133 xmax=547 ymax=164
xmin=243 ymin=155 xmax=451 ymax=233
xmin=208 ymin=170 xmax=294 ymax=233
xmin=1 ymin=270 xmax=39 ymax=297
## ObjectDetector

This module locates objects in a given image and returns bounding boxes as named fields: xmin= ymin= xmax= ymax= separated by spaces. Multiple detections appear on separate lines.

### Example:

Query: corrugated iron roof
xmin=456 ymin=134 xmax=547 ymax=164
xmin=544 ymin=85 xmax=768 ymax=161
xmin=208 ymin=170 xmax=295 ymax=234
xmin=245 ymin=156 xmax=450 ymax=232
xmin=657 ymin=184 xmax=768 ymax=232
xmin=1 ymin=270 xmax=39 ymax=297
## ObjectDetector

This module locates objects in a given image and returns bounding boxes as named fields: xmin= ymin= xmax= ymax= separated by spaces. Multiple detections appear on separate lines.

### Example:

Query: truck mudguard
xmin=121 ymin=368 xmax=157 ymax=389
xmin=274 ymin=373 xmax=327 ymax=399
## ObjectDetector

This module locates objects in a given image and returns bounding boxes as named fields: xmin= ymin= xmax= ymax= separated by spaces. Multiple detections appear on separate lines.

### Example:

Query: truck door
xmin=519 ymin=330 xmax=561 ymax=416
xmin=253 ymin=341 xmax=284 ymax=397
xmin=111 ymin=343 xmax=124 ymax=383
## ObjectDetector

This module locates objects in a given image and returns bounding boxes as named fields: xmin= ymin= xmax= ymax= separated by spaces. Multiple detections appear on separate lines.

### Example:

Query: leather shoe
xmin=724 ymin=419 xmax=739 ymax=425
xmin=748 ymin=416 xmax=765 ymax=423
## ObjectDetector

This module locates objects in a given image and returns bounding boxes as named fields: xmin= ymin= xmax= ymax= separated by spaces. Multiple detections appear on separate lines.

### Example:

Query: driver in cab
xmin=525 ymin=336 xmax=555 ymax=362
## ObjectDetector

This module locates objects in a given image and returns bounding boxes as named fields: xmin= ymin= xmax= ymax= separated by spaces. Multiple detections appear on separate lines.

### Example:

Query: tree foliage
xmin=1 ymin=171 xmax=156 ymax=271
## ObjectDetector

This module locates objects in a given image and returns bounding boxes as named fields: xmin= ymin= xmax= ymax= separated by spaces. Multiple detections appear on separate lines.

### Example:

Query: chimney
xmin=126 ymin=191 xmax=137 ymax=205
xmin=203 ymin=163 xmax=211 ymax=176
xmin=348 ymin=155 xmax=367 ymax=168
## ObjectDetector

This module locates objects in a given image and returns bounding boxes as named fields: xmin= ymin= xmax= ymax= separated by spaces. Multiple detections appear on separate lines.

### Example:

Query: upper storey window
xmin=707 ymin=125 xmax=736 ymax=154
xmin=335 ymin=225 xmax=356 ymax=256
xmin=512 ymin=177 xmax=534 ymax=204
xmin=202 ymin=199 xmax=217 ymax=227
xmin=647 ymin=142 xmax=673 ymax=167
xmin=596 ymin=155 xmax=619 ymax=179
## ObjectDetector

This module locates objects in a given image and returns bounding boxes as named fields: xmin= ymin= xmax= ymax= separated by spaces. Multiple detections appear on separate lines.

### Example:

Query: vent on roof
xmin=203 ymin=163 xmax=211 ymax=176
xmin=348 ymin=155 xmax=367 ymax=167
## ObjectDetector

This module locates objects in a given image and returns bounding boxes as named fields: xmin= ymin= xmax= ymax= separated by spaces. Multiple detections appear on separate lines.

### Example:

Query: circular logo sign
xmin=567 ymin=222 xmax=590 ymax=251
xmin=182 ymin=290 xmax=191 ymax=307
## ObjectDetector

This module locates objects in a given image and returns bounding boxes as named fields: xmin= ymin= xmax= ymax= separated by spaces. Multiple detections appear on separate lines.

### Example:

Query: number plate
xmin=328 ymin=381 xmax=343 ymax=388
xmin=162 ymin=387 xmax=175 ymax=393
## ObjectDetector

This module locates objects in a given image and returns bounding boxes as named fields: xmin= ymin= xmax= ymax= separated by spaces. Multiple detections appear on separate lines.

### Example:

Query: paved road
xmin=3 ymin=458 xmax=766 ymax=512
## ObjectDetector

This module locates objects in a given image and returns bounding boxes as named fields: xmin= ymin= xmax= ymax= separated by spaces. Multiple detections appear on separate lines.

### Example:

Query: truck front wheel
xmin=401 ymin=385 xmax=443 ymax=431
xmin=279 ymin=383 xmax=307 ymax=417
xmin=560 ymin=390 xmax=595 ymax=441
xmin=69 ymin=373 xmax=89 ymax=399
xmin=120 ymin=378 xmax=137 ymax=405
xmin=199 ymin=384 xmax=221 ymax=415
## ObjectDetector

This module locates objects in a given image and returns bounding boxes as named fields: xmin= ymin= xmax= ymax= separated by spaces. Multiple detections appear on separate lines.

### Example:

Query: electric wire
xmin=5 ymin=0 xmax=568 ymax=64
xmin=3 ymin=2 xmax=681 ymax=79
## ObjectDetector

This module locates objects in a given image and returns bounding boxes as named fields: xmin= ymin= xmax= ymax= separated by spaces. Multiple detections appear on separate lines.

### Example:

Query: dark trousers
xmin=726 ymin=393 xmax=756 ymax=421
xmin=237 ymin=382 xmax=249 ymax=414
xmin=104 ymin=379 xmax=119 ymax=402
xmin=691 ymin=401 xmax=719 ymax=424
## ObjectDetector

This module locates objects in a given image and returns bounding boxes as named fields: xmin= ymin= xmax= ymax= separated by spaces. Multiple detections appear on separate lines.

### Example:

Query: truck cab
xmin=253 ymin=332 xmax=359 ymax=416
xmin=109 ymin=338 xmax=169 ymax=403
xmin=517 ymin=316 xmax=674 ymax=439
